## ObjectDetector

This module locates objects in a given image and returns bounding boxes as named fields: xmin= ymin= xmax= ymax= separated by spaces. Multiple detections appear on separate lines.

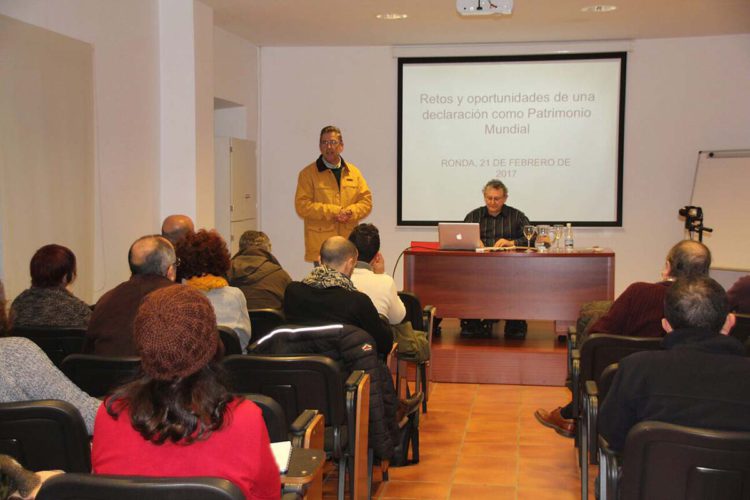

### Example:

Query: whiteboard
xmin=691 ymin=150 xmax=750 ymax=271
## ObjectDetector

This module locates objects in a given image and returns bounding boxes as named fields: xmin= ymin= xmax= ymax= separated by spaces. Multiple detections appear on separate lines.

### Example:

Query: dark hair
xmin=320 ymin=125 xmax=342 ymax=142
xmin=348 ymin=223 xmax=380 ymax=263
xmin=176 ymin=230 xmax=231 ymax=280
xmin=483 ymin=179 xmax=508 ymax=196
xmin=0 ymin=280 xmax=7 ymax=336
xmin=664 ymin=277 xmax=729 ymax=332
xmin=106 ymin=362 xmax=236 ymax=444
xmin=666 ymin=240 xmax=711 ymax=279
xmin=30 ymin=244 xmax=77 ymax=288
xmin=128 ymin=235 xmax=176 ymax=276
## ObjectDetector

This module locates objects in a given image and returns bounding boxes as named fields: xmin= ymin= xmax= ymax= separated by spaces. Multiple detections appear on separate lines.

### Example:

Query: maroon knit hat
xmin=133 ymin=285 xmax=218 ymax=381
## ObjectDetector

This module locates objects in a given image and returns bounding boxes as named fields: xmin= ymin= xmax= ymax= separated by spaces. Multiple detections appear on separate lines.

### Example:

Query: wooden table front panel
xmin=404 ymin=250 xmax=615 ymax=321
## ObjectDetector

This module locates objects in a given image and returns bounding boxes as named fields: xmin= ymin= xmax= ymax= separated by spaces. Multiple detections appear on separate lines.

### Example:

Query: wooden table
xmin=404 ymin=243 xmax=615 ymax=331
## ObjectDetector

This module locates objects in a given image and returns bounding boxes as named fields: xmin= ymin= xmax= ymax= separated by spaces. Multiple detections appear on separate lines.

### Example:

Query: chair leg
xmin=419 ymin=362 xmax=428 ymax=413
xmin=338 ymin=457 xmax=347 ymax=500
xmin=410 ymin=415 xmax=420 ymax=463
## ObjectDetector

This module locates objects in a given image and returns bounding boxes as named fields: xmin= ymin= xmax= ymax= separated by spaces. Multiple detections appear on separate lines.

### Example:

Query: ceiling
xmin=200 ymin=0 xmax=750 ymax=47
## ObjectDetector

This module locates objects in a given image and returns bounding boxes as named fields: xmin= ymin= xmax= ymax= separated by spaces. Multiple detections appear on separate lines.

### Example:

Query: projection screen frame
xmin=397 ymin=52 xmax=627 ymax=227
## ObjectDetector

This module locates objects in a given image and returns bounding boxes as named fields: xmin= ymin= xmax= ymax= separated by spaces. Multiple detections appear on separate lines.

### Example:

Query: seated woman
xmin=9 ymin=244 xmax=91 ymax=329
xmin=1 ymin=281 xmax=100 ymax=434
xmin=91 ymin=286 xmax=279 ymax=499
xmin=176 ymin=230 xmax=251 ymax=350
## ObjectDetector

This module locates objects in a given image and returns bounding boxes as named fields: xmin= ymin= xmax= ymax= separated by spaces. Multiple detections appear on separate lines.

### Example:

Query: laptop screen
xmin=438 ymin=223 xmax=482 ymax=250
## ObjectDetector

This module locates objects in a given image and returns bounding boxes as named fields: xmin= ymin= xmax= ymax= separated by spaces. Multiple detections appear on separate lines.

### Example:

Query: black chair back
xmin=597 ymin=362 xmax=619 ymax=400
xmin=0 ymin=400 xmax=91 ymax=472
xmin=730 ymin=313 xmax=750 ymax=355
xmin=580 ymin=334 xmax=662 ymax=386
xmin=36 ymin=473 xmax=245 ymax=500
xmin=222 ymin=354 xmax=346 ymax=432
xmin=60 ymin=354 xmax=141 ymax=398
xmin=397 ymin=291 xmax=424 ymax=331
xmin=218 ymin=326 xmax=243 ymax=355
xmin=621 ymin=421 xmax=750 ymax=500
xmin=248 ymin=308 xmax=285 ymax=343
xmin=244 ymin=393 xmax=288 ymax=442
xmin=10 ymin=327 xmax=86 ymax=368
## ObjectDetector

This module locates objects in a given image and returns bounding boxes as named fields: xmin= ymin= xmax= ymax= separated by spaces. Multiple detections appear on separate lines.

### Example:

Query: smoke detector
xmin=457 ymin=0 xmax=514 ymax=16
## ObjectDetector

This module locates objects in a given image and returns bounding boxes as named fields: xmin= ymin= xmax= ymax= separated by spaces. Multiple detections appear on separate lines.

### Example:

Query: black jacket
xmin=249 ymin=323 xmax=398 ymax=460
xmin=599 ymin=327 xmax=750 ymax=452
xmin=283 ymin=282 xmax=394 ymax=356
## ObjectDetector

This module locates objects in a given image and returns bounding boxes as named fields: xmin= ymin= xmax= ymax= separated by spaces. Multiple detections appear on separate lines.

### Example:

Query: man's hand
xmin=493 ymin=238 xmax=514 ymax=248
xmin=371 ymin=252 xmax=385 ymax=274
xmin=335 ymin=209 xmax=353 ymax=223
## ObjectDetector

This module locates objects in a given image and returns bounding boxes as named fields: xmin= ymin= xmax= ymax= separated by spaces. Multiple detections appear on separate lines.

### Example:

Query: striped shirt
xmin=464 ymin=205 xmax=530 ymax=247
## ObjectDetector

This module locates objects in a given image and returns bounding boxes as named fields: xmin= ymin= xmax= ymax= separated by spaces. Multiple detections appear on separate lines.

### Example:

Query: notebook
xmin=270 ymin=441 xmax=292 ymax=473
xmin=438 ymin=222 xmax=482 ymax=250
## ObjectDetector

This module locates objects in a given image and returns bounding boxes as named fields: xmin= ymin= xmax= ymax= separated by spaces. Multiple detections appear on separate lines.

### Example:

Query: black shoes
xmin=503 ymin=320 xmax=528 ymax=340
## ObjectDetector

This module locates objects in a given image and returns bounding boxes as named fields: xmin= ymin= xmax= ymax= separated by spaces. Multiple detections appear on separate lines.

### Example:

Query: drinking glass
xmin=523 ymin=225 xmax=536 ymax=252
xmin=548 ymin=226 xmax=559 ymax=252
xmin=536 ymin=225 xmax=550 ymax=252
xmin=553 ymin=224 xmax=565 ymax=251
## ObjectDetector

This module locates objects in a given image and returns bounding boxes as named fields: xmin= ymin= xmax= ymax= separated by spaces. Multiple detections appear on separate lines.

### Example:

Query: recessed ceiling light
xmin=376 ymin=13 xmax=408 ymax=20
xmin=581 ymin=5 xmax=617 ymax=13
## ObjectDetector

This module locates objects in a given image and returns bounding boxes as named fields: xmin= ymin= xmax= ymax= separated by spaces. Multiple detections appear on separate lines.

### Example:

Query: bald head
xmin=161 ymin=214 xmax=195 ymax=244
xmin=665 ymin=240 xmax=711 ymax=279
xmin=128 ymin=235 xmax=176 ymax=279
xmin=320 ymin=236 xmax=358 ymax=274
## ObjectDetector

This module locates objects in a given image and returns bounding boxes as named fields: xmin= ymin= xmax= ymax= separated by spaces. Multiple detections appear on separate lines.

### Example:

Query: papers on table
xmin=270 ymin=441 xmax=292 ymax=473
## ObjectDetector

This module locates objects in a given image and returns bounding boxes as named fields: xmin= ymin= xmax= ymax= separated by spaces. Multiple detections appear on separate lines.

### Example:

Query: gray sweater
xmin=0 ymin=337 xmax=100 ymax=433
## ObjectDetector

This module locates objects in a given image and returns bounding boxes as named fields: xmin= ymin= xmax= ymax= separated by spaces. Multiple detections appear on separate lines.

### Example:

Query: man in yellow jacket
xmin=295 ymin=125 xmax=373 ymax=263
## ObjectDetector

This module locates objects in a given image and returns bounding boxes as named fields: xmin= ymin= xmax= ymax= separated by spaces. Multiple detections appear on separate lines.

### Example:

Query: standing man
xmin=295 ymin=126 xmax=372 ymax=263
xmin=461 ymin=179 xmax=531 ymax=338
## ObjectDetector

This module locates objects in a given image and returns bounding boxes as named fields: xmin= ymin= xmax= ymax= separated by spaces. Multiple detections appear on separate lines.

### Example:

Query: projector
xmin=456 ymin=0 xmax=513 ymax=16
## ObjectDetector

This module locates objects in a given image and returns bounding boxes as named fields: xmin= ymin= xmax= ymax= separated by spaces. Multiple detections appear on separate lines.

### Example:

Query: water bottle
xmin=564 ymin=223 xmax=574 ymax=251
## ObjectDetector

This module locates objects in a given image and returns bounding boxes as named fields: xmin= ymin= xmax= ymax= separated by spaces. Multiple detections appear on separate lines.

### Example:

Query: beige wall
xmin=259 ymin=36 xmax=750 ymax=292
xmin=0 ymin=14 xmax=94 ymax=301
xmin=0 ymin=0 xmax=161 ymax=300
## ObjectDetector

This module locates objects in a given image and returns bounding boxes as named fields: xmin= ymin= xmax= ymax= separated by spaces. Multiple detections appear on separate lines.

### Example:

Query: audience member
xmin=92 ymin=286 xmax=279 ymax=499
xmin=9 ymin=244 xmax=91 ymax=329
xmin=0 ymin=336 xmax=100 ymax=434
xmin=84 ymin=235 xmax=177 ymax=356
xmin=348 ymin=224 xmax=406 ymax=325
xmin=599 ymin=277 xmax=750 ymax=452
xmin=727 ymin=274 xmax=750 ymax=313
xmin=228 ymin=230 xmax=291 ymax=310
xmin=284 ymin=236 xmax=393 ymax=356
xmin=0 ymin=280 xmax=7 ymax=335
xmin=535 ymin=239 xmax=711 ymax=437
xmin=160 ymin=214 xmax=194 ymax=245
xmin=177 ymin=229 xmax=251 ymax=350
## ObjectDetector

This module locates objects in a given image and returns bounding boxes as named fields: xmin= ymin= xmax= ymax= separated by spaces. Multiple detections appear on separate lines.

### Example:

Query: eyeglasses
xmin=320 ymin=140 xmax=341 ymax=147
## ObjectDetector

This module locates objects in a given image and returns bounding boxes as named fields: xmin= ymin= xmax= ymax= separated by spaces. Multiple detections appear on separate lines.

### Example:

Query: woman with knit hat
xmin=176 ymin=229 xmax=252 ymax=351
xmin=91 ymin=285 xmax=280 ymax=499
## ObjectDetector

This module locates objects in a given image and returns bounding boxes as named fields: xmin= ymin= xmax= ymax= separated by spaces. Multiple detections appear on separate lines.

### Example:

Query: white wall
xmin=260 ymin=36 xmax=750 ymax=292
xmin=0 ymin=0 xmax=161 ymax=299
xmin=213 ymin=27 xmax=259 ymax=141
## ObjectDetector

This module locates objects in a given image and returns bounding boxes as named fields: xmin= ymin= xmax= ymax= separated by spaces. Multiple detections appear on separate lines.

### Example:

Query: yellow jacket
xmin=295 ymin=157 xmax=372 ymax=261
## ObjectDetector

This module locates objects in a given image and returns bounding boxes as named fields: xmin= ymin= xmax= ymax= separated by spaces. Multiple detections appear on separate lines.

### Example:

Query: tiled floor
xmin=323 ymin=381 xmax=584 ymax=499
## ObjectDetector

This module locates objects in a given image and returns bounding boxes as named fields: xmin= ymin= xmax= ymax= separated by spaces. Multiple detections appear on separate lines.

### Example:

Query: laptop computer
xmin=438 ymin=222 xmax=482 ymax=250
